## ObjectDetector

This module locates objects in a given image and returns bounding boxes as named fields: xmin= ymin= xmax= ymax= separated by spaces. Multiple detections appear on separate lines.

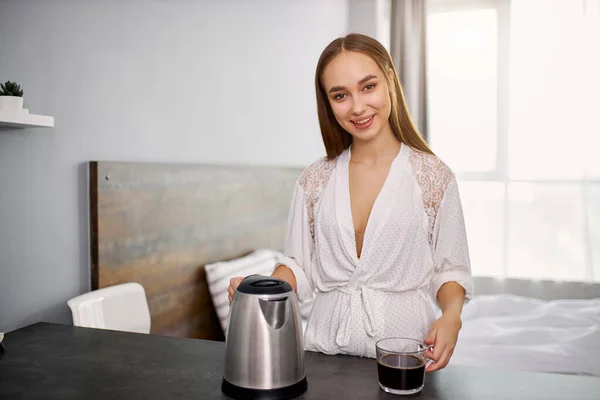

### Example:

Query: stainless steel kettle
xmin=222 ymin=275 xmax=307 ymax=399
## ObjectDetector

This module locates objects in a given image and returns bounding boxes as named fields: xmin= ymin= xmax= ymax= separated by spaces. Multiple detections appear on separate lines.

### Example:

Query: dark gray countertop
xmin=1 ymin=322 xmax=599 ymax=399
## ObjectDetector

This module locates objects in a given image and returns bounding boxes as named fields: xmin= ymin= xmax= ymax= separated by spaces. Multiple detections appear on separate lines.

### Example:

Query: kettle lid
xmin=237 ymin=275 xmax=293 ymax=295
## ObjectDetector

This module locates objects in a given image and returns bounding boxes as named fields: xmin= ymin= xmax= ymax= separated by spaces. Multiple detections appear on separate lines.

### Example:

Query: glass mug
xmin=376 ymin=337 xmax=433 ymax=395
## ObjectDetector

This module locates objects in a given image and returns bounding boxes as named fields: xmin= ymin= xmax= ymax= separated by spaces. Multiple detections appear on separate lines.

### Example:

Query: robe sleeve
xmin=430 ymin=177 xmax=474 ymax=303
xmin=275 ymin=181 xmax=315 ymax=303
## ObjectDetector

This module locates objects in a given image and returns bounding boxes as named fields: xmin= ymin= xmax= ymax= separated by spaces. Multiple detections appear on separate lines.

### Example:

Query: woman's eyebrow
xmin=328 ymin=74 xmax=378 ymax=94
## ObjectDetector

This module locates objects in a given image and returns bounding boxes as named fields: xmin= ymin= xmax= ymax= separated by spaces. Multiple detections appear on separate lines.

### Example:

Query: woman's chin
xmin=349 ymin=128 xmax=379 ymax=143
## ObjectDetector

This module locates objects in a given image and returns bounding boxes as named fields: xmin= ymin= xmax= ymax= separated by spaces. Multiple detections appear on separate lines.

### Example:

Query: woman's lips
xmin=351 ymin=115 xmax=374 ymax=129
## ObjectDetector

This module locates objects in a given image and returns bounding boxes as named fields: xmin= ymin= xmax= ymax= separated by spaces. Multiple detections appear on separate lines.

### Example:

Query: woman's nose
xmin=351 ymin=100 xmax=367 ymax=116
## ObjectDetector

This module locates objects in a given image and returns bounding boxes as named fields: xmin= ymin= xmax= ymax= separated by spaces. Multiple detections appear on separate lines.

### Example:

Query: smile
xmin=351 ymin=115 xmax=374 ymax=128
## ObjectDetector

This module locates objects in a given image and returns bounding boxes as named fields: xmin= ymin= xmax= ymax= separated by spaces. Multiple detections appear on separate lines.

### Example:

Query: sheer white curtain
xmin=425 ymin=0 xmax=600 ymax=282
xmin=390 ymin=0 xmax=429 ymax=139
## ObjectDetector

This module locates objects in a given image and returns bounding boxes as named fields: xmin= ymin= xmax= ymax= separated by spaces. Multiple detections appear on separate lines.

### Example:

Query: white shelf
xmin=0 ymin=111 xmax=54 ymax=129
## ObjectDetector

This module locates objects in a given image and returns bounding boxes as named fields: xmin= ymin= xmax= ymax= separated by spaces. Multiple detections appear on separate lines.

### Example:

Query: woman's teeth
xmin=353 ymin=116 xmax=372 ymax=125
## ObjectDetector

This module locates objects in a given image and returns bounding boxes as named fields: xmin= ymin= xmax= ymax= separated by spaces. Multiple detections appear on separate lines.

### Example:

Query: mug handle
xmin=424 ymin=344 xmax=435 ymax=368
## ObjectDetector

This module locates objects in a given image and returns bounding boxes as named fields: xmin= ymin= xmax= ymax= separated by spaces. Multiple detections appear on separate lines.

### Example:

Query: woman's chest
xmin=317 ymin=174 xmax=428 ymax=254
xmin=348 ymin=163 xmax=390 ymax=232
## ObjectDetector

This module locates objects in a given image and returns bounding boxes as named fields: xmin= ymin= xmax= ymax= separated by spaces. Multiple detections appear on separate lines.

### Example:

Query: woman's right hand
xmin=228 ymin=277 xmax=245 ymax=304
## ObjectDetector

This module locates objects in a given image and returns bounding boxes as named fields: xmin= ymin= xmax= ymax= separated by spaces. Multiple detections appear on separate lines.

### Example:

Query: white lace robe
xmin=277 ymin=144 xmax=474 ymax=358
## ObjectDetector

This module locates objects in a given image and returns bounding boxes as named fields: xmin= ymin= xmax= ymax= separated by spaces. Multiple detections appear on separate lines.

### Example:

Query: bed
xmin=88 ymin=160 xmax=600 ymax=377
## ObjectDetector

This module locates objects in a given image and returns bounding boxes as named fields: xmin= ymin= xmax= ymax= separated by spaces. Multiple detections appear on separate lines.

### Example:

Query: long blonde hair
xmin=315 ymin=33 xmax=433 ymax=159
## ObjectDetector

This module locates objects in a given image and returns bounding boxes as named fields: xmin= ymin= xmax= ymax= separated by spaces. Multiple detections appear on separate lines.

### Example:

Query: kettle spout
xmin=258 ymin=297 xmax=288 ymax=330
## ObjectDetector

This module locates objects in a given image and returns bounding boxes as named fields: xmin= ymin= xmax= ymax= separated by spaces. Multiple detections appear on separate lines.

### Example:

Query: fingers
xmin=424 ymin=326 xmax=436 ymax=346
xmin=426 ymin=348 xmax=444 ymax=372
xmin=424 ymin=326 xmax=446 ymax=373
xmin=426 ymin=350 xmax=444 ymax=372
xmin=424 ymin=326 xmax=437 ymax=359
xmin=426 ymin=347 xmax=435 ymax=361
xmin=228 ymin=277 xmax=244 ymax=305
xmin=228 ymin=286 xmax=234 ymax=304
xmin=426 ymin=346 xmax=454 ymax=372
xmin=424 ymin=317 xmax=460 ymax=372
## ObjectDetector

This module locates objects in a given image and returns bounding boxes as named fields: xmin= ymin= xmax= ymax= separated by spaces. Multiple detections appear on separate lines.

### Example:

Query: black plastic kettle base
xmin=222 ymin=377 xmax=307 ymax=400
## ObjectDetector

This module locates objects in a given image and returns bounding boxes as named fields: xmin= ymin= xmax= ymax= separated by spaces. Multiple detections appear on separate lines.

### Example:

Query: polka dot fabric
xmin=280 ymin=144 xmax=473 ymax=358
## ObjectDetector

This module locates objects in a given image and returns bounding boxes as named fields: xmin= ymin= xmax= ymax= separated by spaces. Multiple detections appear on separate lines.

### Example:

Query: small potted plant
xmin=0 ymin=81 xmax=25 ymax=113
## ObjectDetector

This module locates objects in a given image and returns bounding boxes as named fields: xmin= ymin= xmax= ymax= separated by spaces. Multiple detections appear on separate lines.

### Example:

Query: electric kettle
xmin=222 ymin=275 xmax=307 ymax=399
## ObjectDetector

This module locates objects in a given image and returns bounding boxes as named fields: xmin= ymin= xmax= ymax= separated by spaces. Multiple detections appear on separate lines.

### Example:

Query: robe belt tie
xmin=334 ymin=286 xmax=377 ymax=348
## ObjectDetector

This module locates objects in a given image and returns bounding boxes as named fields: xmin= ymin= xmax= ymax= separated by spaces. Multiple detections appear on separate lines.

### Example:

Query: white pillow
xmin=205 ymin=249 xmax=284 ymax=335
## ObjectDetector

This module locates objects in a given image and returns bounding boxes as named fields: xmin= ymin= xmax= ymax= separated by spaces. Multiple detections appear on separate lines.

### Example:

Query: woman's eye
xmin=334 ymin=93 xmax=346 ymax=100
xmin=364 ymin=83 xmax=376 ymax=91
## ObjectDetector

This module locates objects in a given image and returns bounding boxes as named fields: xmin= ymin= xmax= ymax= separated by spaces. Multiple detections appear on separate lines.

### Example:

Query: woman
xmin=228 ymin=33 xmax=473 ymax=372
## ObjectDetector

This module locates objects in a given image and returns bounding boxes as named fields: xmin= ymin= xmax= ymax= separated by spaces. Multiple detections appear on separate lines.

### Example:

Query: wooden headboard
xmin=89 ymin=161 xmax=302 ymax=341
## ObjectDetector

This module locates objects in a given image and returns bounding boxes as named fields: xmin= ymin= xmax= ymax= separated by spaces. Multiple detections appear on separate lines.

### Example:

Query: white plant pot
xmin=0 ymin=96 xmax=24 ymax=113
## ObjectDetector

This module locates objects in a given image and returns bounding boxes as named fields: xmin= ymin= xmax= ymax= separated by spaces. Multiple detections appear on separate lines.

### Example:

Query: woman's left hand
xmin=424 ymin=312 xmax=462 ymax=372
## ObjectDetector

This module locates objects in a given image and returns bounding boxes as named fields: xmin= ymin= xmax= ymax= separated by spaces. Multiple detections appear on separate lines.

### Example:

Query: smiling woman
xmin=227 ymin=33 xmax=473 ymax=375
xmin=324 ymin=57 xmax=388 ymax=141
xmin=312 ymin=34 xmax=432 ymax=161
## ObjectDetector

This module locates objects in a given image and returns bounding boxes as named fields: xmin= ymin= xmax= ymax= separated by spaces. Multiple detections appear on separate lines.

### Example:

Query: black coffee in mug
xmin=377 ymin=354 xmax=425 ymax=391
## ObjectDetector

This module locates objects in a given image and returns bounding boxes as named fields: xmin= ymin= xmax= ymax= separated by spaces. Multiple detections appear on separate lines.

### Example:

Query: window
xmin=427 ymin=0 xmax=600 ymax=282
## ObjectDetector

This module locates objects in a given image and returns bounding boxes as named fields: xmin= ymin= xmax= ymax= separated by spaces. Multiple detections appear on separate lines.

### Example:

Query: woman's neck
xmin=350 ymin=124 xmax=401 ymax=165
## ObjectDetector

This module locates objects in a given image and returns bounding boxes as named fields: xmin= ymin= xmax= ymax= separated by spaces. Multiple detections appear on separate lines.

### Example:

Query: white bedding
xmin=449 ymin=294 xmax=600 ymax=377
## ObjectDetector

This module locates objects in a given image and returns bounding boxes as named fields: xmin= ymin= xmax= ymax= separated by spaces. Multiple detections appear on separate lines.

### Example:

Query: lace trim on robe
xmin=298 ymin=158 xmax=336 ymax=247
xmin=408 ymin=149 xmax=455 ymax=248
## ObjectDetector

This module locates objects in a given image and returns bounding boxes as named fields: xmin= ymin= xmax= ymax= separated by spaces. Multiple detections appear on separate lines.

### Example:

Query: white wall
xmin=0 ymin=0 xmax=349 ymax=333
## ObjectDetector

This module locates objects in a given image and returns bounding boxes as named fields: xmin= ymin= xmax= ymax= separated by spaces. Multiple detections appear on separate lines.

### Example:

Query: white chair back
xmin=67 ymin=282 xmax=151 ymax=334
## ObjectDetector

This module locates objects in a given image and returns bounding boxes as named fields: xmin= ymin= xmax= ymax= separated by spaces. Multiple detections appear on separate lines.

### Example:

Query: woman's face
xmin=321 ymin=51 xmax=392 ymax=142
